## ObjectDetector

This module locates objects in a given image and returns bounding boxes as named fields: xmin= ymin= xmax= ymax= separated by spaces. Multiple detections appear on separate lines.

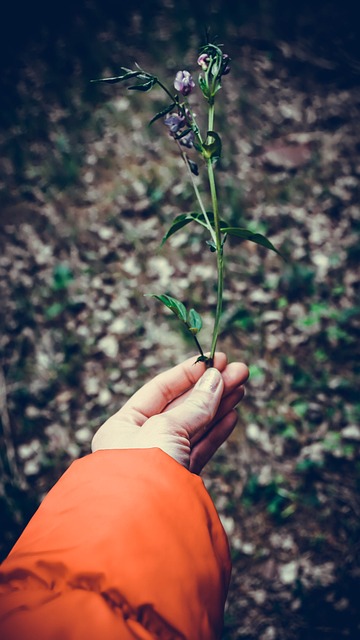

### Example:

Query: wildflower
xmin=179 ymin=130 xmax=195 ymax=149
xmin=187 ymin=158 xmax=199 ymax=176
xmin=197 ymin=53 xmax=210 ymax=71
xmin=174 ymin=70 xmax=195 ymax=96
xmin=221 ymin=54 xmax=231 ymax=76
xmin=164 ymin=112 xmax=185 ymax=134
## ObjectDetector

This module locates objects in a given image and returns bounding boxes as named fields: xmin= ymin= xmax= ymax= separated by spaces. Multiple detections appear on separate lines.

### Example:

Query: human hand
xmin=91 ymin=353 xmax=249 ymax=474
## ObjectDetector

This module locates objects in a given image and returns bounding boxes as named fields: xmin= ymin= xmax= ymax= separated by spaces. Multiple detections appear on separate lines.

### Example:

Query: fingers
xmin=193 ymin=384 xmax=245 ymax=444
xmin=152 ymin=368 xmax=225 ymax=440
xmin=189 ymin=410 xmax=239 ymax=474
xmin=118 ymin=352 xmax=228 ymax=425
xmin=221 ymin=361 xmax=249 ymax=392
xmin=188 ymin=364 xmax=249 ymax=473
xmin=164 ymin=361 xmax=249 ymax=414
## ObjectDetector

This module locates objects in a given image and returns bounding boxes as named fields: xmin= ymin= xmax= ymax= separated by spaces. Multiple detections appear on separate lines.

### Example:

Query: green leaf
xmin=145 ymin=294 xmax=187 ymax=323
xmin=45 ymin=302 xmax=65 ymax=319
xmin=149 ymin=103 xmax=176 ymax=126
xmin=90 ymin=70 xmax=141 ymax=84
xmin=202 ymin=131 xmax=222 ymax=160
xmin=127 ymin=79 xmax=155 ymax=92
xmin=195 ymin=355 xmax=211 ymax=364
xmin=198 ymin=76 xmax=210 ymax=99
xmin=220 ymin=226 xmax=283 ymax=257
xmin=52 ymin=263 xmax=74 ymax=290
xmin=161 ymin=212 xmax=229 ymax=246
xmin=175 ymin=127 xmax=193 ymax=140
xmin=161 ymin=212 xmax=208 ymax=245
xmin=187 ymin=308 xmax=203 ymax=335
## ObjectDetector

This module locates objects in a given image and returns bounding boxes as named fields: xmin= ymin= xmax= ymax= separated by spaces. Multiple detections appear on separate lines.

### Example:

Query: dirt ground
xmin=0 ymin=2 xmax=359 ymax=638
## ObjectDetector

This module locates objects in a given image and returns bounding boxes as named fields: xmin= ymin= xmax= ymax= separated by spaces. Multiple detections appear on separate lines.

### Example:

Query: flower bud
xmin=221 ymin=54 xmax=231 ymax=76
xmin=179 ymin=130 xmax=195 ymax=149
xmin=187 ymin=158 xmax=199 ymax=176
xmin=197 ymin=53 xmax=210 ymax=71
xmin=174 ymin=70 xmax=195 ymax=96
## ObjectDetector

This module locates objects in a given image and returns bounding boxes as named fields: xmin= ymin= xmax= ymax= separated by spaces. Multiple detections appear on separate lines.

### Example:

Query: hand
xmin=91 ymin=353 xmax=249 ymax=474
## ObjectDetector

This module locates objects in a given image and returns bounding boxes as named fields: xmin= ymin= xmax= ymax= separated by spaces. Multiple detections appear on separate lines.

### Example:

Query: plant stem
xmin=207 ymin=103 xmax=224 ymax=365
xmin=193 ymin=334 xmax=205 ymax=358
xmin=208 ymin=101 xmax=215 ymax=131
xmin=176 ymin=142 xmax=217 ymax=245
xmin=155 ymin=78 xmax=178 ymax=104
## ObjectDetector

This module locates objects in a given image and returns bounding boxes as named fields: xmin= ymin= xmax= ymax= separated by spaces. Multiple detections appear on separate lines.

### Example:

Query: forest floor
xmin=0 ymin=7 xmax=360 ymax=639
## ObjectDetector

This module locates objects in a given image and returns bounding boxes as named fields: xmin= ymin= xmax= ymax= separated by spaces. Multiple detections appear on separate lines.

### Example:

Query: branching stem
xmin=176 ymin=142 xmax=217 ymax=246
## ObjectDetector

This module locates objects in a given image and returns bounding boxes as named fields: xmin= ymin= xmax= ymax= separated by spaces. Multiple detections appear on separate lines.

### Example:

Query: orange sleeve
xmin=0 ymin=449 xmax=231 ymax=640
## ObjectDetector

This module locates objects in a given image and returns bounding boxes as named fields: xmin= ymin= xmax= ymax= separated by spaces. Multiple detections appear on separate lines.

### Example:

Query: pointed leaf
xmin=221 ymin=226 xmax=283 ymax=257
xmin=161 ymin=212 xmax=230 ymax=246
xmin=187 ymin=308 xmax=203 ymax=335
xmin=145 ymin=294 xmax=187 ymax=323
xmin=161 ymin=213 xmax=206 ymax=245
xmin=175 ymin=127 xmax=193 ymax=140
xmin=127 ymin=80 xmax=155 ymax=92
xmin=202 ymin=131 xmax=222 ymax=160
xmin=195 ymin=355 xmax=211 ymax=364
xmin=149 ymin=103 xmax=176 ymax=126
xmin=90 ymin=71 xmax=141 ymax=84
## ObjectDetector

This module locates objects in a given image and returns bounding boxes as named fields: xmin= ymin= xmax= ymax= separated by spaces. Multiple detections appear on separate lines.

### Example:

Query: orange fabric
xmin=0 ymin=449 xmax=231 ymax=639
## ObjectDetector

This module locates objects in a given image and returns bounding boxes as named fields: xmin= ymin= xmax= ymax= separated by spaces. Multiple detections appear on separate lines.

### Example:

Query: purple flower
xmin=197 ymin=53 xmax=210 ymax=71
xmin=221 ymin=54 xmax=231 ymax=75
xmin=179 ymin=130 xmax=195 ymax=149
xmin=164 ymin=112 xmax=185 ymax=134
xmin=174 ymin=70 xmax=195 ymax=96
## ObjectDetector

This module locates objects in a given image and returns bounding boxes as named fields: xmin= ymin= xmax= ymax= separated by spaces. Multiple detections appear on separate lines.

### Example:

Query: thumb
xmin=164 ymin=368 xmax=224 ymax=440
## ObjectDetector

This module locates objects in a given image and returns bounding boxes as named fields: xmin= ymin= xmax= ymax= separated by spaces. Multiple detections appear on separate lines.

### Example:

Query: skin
xmin=92 ymin=352 xmax=249 ymax=474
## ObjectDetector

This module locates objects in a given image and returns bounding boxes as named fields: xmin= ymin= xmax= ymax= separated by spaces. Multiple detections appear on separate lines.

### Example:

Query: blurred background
xmin=0 ymin=1 xmax=359 ymax=638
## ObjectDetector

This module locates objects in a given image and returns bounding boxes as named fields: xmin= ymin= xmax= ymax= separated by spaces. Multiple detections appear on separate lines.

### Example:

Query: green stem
xmin=206 ymin=103 xmax=224 ymax=364
xmin=176 ymin=142 xmax=216 ymax=246
xmin=193 ymin=334 xmax=205 ymax=358
xmin=155 ymin=78 xmax=178 ymax=104
xmin=208 ymin=101 xmax=215 ymax=131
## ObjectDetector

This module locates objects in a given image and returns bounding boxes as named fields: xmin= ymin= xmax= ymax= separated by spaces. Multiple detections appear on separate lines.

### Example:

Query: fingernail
xmin=195 ymin=368 xmax=222 ymax=393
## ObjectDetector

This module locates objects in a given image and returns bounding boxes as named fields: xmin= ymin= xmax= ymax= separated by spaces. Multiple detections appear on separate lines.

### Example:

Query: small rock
xmin=24 ymin=459 xmax=41 ymax=476
xmin=108 ymin=318 xmax=128 ymax=335
xmin=220 ymin=515 xmax=235 ymax=536
xmin=84 ymin=376 xmax=100 ymax=396
xmin=98 ymin=388 xmax=112 ymax=406
xmin=261 ymin=141 xmax=312 ymax=170
xmin=25 ymin=405 xmax=41 ymax=418
xmin=98 ymin=226 xmax=113 ymax=240
xmin=18 ymin=440 xmax=41 ymax=460
xmin=98 ymin=335 xmax=119 ymax=358
xmin=260 ymin=626 xmax=276 ymax=640
xmin=341 ymin=425 xmax=360 ymax=441
xmin=279 ymin=560 xmax=299 ymax=584
xmin=252 ymin=589 xmax=267 ymax=605
xmin=75 ymin=427 xmax=92 ymax=444
xmin=241 ymin=542 xmax=255 ymax=555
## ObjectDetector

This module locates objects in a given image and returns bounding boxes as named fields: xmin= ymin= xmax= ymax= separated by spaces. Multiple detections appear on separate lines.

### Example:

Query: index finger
xmin=117 ymin=352 xmax=228 ymax=425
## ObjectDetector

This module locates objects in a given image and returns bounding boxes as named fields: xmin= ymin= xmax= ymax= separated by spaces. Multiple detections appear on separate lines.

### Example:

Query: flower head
xmin=179 ymin=130 xmax=195 ymax=149
xmin=164 ymin=112 xmax=185 ymax=134
xmin=174 ymin=70 xmax=195 ymax=96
